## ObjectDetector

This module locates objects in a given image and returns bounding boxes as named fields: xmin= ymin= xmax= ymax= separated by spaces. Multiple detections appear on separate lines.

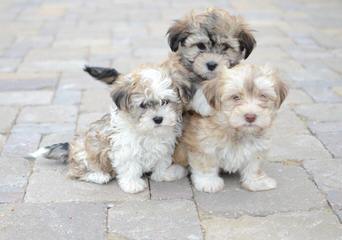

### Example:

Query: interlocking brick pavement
xmin=0 ymin=0 xmax=342 ymax=239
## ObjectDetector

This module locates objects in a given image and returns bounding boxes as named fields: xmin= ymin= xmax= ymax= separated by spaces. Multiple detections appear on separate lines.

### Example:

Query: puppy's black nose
xmin=245 ymin=113 xmax=257 ymax=123
xmin=153 ymin=116 xmax=163 ymax=124
xmin=206 ymin=61 xmax=218 ymax=71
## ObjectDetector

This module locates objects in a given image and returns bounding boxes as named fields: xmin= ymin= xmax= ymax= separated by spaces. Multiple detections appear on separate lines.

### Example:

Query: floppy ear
xmin=111 ymin=81 xmax=131 ymax=111
xmin=167 ymin=20 xmax=190 ymax=52
xmin=275 ymin=78 xmax=288 ymax=108
xmin=201 ymin=80 xmax=223 ymax=110
xmin=175 ymin=81 xmax=195 ymax=104
xmin=238 ymin=30 xmax=256 ymax=59
xmin=83 ymin=66 xmax=120 ymax=84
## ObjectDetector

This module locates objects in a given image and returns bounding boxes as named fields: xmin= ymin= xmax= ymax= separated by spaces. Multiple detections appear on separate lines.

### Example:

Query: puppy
xmin=28 ymin=67 xmax=187 ymax=193
xmin=84 ymin=8 xmax=256 ymax=116
xmin=174 ymin=64 xmax=288 ymax=193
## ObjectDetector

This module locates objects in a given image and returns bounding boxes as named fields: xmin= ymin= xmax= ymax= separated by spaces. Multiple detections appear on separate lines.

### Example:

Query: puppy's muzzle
xmin=206 ymin=61 xmax=218 ymax=71
xmin=153 ymin=116 xmax=163 ymax=124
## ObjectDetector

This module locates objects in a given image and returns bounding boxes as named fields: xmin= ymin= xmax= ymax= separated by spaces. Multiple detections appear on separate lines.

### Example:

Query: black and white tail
xmin=26 ymin=143 xmax=69 ymax=162
xmin=83 ymin=66 xmax=120 ymax=85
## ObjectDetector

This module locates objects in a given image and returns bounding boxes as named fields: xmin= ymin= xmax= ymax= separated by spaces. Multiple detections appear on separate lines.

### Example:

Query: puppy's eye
xmin=222 ymin=43 xmax=230 ymax=51
xmin=260 ymin=94 xmax=268 ymax=100
xmin=140 ymin=102 xmax=147 ymax=109
xmin=231 ymin=95 xmax=241 ymax=101
xmin=161 ymin=99 xmax=169 ymax=106
xmin=196 ymin=43 xmax=206 ymax=50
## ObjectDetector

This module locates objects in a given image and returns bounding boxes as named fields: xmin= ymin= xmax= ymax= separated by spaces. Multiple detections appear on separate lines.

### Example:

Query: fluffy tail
xmin=83 ymin=65 xmax=120 ymax=84
xmin=26 ymin=143 xmax=69 ymax=163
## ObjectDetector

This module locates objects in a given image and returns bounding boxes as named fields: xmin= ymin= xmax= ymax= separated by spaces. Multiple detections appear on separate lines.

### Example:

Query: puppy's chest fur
xmin=184 ymin=115 xmax=269 ymax=173
xmin=213 ymin=134 xmax=269 ymax=173
xmin=109 ymin=114 xmax=179 ymax=172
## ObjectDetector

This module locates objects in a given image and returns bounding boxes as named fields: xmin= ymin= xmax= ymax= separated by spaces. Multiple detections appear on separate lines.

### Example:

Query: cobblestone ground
xmin=0 ymin=0 xmax=342 ymax=239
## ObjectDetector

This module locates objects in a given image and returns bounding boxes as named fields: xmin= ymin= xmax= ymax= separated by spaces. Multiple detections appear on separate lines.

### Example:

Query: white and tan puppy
xmin=174 ymin=64 xmax=288 ymax=193
xmin=29 ymin=67 xmax=187 ymax=193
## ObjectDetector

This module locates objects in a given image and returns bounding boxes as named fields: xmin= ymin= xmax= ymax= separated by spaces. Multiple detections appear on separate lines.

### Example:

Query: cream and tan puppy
xmin=85 ymin=8 xmax=256 ymax=116
xmin=174 ymin=64 xmax=288 ymax=193
xmin=29 ymin=67 xmax=187 ymax=193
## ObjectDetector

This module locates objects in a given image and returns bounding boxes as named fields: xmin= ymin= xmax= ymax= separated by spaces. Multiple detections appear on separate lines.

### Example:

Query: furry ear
xmin=167 ymin=20 xmax=190 ymax=52
xmin=275 ymin=78 xmax=288 ymax=108
xmin=238 ymin=30 xmax=256 ymax=59
xmin=83 ymin=66 xmax=120 ymax=84
xmin=111 ymin=82 xmax=131 ymax=111
xmin=201 ymin=80 xmax=222 ymax=110
xmin=175 ymin=81 xmax=195 ymax=104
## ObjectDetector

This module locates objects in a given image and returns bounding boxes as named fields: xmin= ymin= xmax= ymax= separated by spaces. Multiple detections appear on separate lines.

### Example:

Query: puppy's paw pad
xmin=119 ymin=179 xmax=147 ymax=193
xmin=193 ymin=175 xmax=224 ymax=193
xmin=242 ymin=176 xmax=277 ymax=192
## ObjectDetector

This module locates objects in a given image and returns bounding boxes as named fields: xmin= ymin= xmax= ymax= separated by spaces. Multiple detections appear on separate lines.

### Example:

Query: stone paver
xmin=150 ymin=178 xmax=193 ymax=200
xmin=0 ymin=157 xmax=30 ymax=203
xmin=0 ymin=0 xmax=342 ymax=237
xmin=17 ymin=105 xmax=78 ymax=123
xmin=25 ymin=157 xmax=149 ymax=203
xmin=268 ymin=133 xmax=331 ymax=162
xmin=80 ymin=89 xmax=112 ymax=113
xmin=295 ymin=104 xmax=342 ymax=122
xmin=108 ymin=200 xmax=203 ymax=240
xmin=200 ymin=210 xmax=342 ymax=240
xmin=194 ymin=164 xmax=327 ymax=218
xmin=303 ymin=159 xmax=342 ymax=193
xmin=0 ymin=203 xmax=107 ymax=240
xmin=0 ymin=107 xmax=18 ymax=133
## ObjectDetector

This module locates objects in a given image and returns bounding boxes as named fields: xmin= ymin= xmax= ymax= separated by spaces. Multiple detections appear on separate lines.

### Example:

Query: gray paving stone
xmin=77 ymin=112 xmax=106 ymax=133
xmin=53 ymin=89 xmax=82 ymax=105
xmin=0 ymin=107 xmax=18 ymax=133
xmin=0 ymin=134 xmax=5 ymax=153
xmin=315 ymin=132 xmax=342 ymax=157
xmin=283 ymin=88 xmax=314 ymax=106
xmin=295 ymin=103 xmax=342 ymax=121
xmin=305 ymin=86 xmax=342 ymax=103
xmin=308 ymin=121 xmax=342 ymax=134
xmin=304 ymin=159 xmax=342 ymax=192
xmin=25 ymin=157 xmax=149 ymax=203
xmin=80 ymin=89 xmax=112 ymax=113
xmin=200 ymin=210 xmax=342 ymax=240
xmin=0 ymin=157 xmax=30 ymax=203
xmin=1 ymin=132 xmax=41 ymax=158
xmin=150 ymin=178 xmax=193 ymax=200
xmin=11 ymin=123 xmax=75 ymax=135
xmin=268 ymin=133 xmax=331 ymax=162
xmin=194 ymin=164 xmax=327 ymax=218
xmin=59 ymin=73 xmax=108 ymax=90
xmin=0 ymin=202 xmax=107 ymax=240
xmin=0 ymin=90 xmax=53 ymax=105
xmin=108 ymin=200 xmax=203 ymax=240
xmin=17 ymin=105 xmax=78 ymax=123
xmin=40 ymin=132 xmax=74 ymax=147
xmin=269 ymin=108 xmax=309 ymax=136
xmin=0 ymin=78 xmax=58 ymax=91
xmin=327 ymin=190 xmax=342 ymax=222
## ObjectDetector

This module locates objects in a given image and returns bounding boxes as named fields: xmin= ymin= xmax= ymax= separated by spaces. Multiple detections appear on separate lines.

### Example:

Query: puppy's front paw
xmin=151 ymin=164 xmax=188 ymax=182
xmin=242 ymin=176 xmax=277 ymax=192
xmin=192 ymin=174 xmax=224 ymax=193
xmin=118 ymin=178 xmax=147 ymax=193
